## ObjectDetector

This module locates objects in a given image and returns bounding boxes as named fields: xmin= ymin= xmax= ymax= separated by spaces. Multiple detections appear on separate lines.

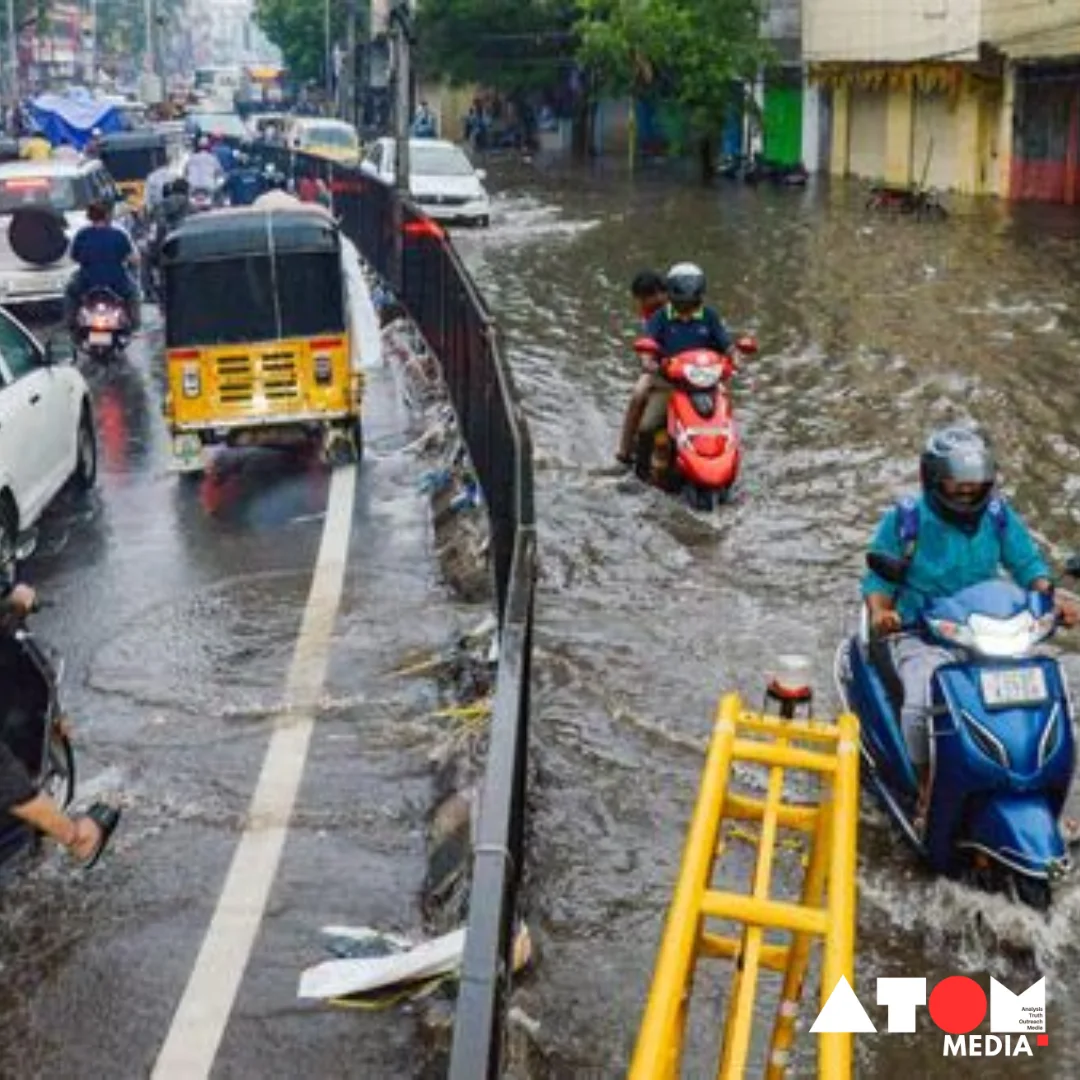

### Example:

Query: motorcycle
xmin=0 ymin=538 xmax=75 ymax=869
xmin=631 ymin=335 xmax=757 ymax=511
xmin=73 ymin=287 xmax=132 ymax=363
xmin=836 ymin=559 xmax=1075 ymax=909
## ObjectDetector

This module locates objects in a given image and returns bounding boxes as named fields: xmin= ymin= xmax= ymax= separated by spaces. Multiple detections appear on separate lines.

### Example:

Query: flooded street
xmin=455 ymin=167 xmax=1080 ymax=1075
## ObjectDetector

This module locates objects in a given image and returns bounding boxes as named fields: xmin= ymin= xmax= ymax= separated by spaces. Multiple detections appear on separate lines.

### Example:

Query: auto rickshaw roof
xmin=162 ymin=206 xmax=341 ymax=263
xmin=98 ymin=130 xmax=169 ymax=151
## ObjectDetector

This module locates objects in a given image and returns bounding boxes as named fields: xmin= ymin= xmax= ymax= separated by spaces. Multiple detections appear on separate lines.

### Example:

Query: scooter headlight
xmin=684 ymin=364 xmax=720 ymax=389
xmin=968 ymin=612 xmax=1036 ymax=657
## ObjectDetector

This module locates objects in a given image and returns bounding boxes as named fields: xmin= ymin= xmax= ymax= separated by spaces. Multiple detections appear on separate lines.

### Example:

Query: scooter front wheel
xmin=1009 ymin=873 xmax=1051 ymax=911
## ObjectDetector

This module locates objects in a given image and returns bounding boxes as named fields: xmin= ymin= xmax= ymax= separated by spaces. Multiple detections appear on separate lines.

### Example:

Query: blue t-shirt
xmin=225 ymin=169 xmax=263 ymax=206
xmin=645 ymin=304 xmax=733 ymax=358
xmin=70 ymin=224 xmax=133 ymax=291
xmin=861 ymin=494 xmax=1050 ymax=625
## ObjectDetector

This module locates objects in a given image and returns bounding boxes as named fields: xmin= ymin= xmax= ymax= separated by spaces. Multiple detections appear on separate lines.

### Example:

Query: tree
xmin=254 ymin=0 xmax=350 ymax=85
xmin=575 ymin=0 xmax=769 ymax=179
xmin=416 ymin=0 xmax=577 ymax=97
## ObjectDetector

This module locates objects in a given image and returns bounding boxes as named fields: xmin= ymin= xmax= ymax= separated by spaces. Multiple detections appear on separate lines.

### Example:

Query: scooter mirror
xmin=735 ymin=335 xmax=758 ymax=355
xmin=866 ymin=550 xmax=909 ymax=585
xmin=1064 ymin=554 xmax=1080 ymax=578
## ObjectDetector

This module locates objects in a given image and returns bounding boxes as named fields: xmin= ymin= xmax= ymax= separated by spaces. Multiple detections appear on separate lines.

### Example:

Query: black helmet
xmin=920 ymin=425 xmax=997 ymax=529
xmin=665 ymin=261 xmax=706 ymax=306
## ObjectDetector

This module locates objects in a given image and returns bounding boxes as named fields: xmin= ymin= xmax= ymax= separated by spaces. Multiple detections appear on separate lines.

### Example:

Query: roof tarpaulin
xmin=29 ymin=89 xmax=124 ymax=149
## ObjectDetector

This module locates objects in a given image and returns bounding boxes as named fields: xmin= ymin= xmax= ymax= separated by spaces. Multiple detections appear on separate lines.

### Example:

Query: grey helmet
xmin=920 ymin=425 xmax=997 ymax=528
xmin=665 ymin=261 xmax=706 ymax=306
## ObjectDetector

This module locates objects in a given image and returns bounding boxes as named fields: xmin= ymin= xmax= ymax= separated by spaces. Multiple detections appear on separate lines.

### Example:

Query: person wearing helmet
xmin=618 ymin=261 xmax=738 ymax=466
xmin=862 ymin=425 xmax=1078 ymax=832
xmin=185 ymin=135 xmax=224 ymax=197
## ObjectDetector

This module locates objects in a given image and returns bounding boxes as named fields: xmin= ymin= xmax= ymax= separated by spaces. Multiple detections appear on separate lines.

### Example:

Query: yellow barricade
xmin=629 ymin=692 xmax=859 ymax=1079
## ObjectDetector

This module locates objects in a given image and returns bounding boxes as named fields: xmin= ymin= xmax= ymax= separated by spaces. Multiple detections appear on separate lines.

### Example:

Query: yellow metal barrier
xmin=629 ymin=692 xmax=859 ymax=1079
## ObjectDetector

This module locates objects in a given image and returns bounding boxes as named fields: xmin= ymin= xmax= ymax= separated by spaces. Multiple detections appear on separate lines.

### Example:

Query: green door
xmin=763 ymin=81 xmax=803 ymax=166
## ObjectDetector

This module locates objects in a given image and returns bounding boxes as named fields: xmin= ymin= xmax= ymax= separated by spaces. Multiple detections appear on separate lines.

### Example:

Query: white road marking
xmin=152 ymin=464 xmax=357 ymax=1079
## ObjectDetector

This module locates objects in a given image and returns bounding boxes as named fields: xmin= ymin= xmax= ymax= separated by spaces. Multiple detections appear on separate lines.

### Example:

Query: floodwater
xmin=454 ymin=164 xmax=1080 ymax=1076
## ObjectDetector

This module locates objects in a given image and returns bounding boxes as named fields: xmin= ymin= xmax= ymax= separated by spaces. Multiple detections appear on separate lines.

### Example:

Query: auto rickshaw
xmin=160 ymin=204 xmax=364 ymax=473
xmin=97 ymin=130 xmax=169 ymax=212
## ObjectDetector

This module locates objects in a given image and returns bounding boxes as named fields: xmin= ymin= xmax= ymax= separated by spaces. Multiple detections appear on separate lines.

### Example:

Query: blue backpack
xmin=895 ymin=495 xmax=1008 ymax=561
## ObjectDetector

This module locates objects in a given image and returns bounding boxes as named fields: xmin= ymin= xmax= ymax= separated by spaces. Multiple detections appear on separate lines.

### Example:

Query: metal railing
xmin=230 ymin=144 xmax=536 ymax=1075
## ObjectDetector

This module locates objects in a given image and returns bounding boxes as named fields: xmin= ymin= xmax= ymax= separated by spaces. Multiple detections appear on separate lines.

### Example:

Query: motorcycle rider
xmin=0 ymin=583 xmax=121 ymax=866
xmin=66 ymin=200 xmax=140 ymax=331
xmin=223 ymin=151 xmax=264 ymax=206
xmin=615 ymin=269 xmax=668 ymax=466
xmin=863 ymin=425 xmax=1080 ymax=834
xmin=626 ymin=262 xmax=740 ymax=462
xmin=184 ymin=135 xmax=224 ymax=199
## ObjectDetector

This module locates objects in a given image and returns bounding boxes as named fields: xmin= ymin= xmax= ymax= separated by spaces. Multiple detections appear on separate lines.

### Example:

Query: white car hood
xmin=410 ymin=173 xmax=486 ymax=200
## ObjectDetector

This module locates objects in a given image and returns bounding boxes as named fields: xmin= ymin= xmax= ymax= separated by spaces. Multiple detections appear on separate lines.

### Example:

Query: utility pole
xmin=6 ymin=0 xmax=17 ymax=104
xmin=324 ymin=0 xmax=332 ymax=102
xmin=390 ymin=0 xmax=412 ymax=198
xmin=342 ymin=0 xmax=356 ymax=124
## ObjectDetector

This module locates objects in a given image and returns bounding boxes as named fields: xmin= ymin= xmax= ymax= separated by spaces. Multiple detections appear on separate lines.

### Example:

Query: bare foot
xmin=68 ymin=817 xmax=103 ymax=862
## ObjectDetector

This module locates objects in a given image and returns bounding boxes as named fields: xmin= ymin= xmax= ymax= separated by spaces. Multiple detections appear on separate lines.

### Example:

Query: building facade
xmin=804 ymin=0 xmax=1080 ymax=202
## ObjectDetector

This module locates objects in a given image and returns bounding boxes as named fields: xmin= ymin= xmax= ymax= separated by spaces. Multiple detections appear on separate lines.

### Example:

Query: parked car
xmin=360 ymin=137 xmax=491 ymax=226
xmin=0 ymin=308 xmax=96 ymax=556
xmin=0 ymin=158 xmax=133 ymax=307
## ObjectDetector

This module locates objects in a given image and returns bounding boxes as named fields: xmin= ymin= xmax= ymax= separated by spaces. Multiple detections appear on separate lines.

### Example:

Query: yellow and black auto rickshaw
xmin=160 ymin=204 xmax=364 ymax=473
xmin=98 ymin=130 xmax=169 ymax=212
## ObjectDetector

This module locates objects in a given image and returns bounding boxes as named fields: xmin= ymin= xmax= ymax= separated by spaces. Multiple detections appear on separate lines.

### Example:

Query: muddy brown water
xmin=452 ymin=165 xmax=1080 ymax=1077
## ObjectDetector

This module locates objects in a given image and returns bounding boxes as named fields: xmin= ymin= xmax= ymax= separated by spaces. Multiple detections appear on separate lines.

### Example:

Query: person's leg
xmin=617 ymin=372 xmax=654 ymax=462
xmin=890 ymin=635 xmax=954 ymax=831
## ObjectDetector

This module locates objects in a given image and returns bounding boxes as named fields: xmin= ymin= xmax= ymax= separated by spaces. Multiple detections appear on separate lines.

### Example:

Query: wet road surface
xmin=0 ymin=303 xmax=477 ymax=1076
xmin=452 ymin=166 xmax=1080 ymax=1076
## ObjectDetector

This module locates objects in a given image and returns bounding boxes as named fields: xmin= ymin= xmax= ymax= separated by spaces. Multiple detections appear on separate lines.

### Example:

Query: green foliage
xmin=416 ymin=0 xmax=576 ymax=95
xmin=254 ymin=0 xmax=350 ymax=84
xmin=575 ymin=0 xmax=769 ymax=131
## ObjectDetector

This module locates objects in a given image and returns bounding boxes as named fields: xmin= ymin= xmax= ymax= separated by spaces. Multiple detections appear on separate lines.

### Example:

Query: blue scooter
xmin=836 ymin=554 xmax=1075 ymax=909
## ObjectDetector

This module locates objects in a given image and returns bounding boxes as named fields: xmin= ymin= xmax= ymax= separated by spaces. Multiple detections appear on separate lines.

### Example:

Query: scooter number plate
xmin=979 ymin=667 xmax=1048 ymax=707
xmin=88 ymin=331 xmax=112 ymax=345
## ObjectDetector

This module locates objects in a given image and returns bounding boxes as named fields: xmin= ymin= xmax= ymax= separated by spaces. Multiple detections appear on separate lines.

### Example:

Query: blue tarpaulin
xmin=29 ymin=90 xmax=123 ymax=149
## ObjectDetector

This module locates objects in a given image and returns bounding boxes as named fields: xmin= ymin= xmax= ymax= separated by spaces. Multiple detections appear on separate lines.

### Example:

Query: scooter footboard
xmin=961 ymin=793 xmax=1066 ymax=878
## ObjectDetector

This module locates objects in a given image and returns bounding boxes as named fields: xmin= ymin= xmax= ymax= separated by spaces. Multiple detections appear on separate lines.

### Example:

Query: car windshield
xmin=303 ymin=126 xmax=356 ymax=149
xmin=193 ymin=114 xmax=247 ymax=139
xmin=0 ymin=174 xmax=78 ymax=214
xmin=411 ymin=145 xmax=474 ymax=177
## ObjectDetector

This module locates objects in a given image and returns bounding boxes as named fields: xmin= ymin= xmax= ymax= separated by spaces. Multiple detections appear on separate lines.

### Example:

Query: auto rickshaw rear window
xmin=164 ymin=253 xmax=344 ymax=347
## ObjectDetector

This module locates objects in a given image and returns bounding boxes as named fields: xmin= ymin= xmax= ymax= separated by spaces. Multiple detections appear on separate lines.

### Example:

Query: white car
xmin=360 ymin=138 xmax=491 ymax=226
xmin=0 ymin=308 xmax=95 ymax=558
xmin=0 ymin=158 xmax=131 ymax=306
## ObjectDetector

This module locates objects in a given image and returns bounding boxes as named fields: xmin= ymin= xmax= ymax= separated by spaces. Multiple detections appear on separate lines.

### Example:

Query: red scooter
xmin=632 ymin=335 xmax=757 ymax=510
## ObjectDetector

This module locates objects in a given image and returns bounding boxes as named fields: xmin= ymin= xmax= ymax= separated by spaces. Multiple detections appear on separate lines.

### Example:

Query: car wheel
xmin=71 ymin=407 xmax=97 ymax=491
